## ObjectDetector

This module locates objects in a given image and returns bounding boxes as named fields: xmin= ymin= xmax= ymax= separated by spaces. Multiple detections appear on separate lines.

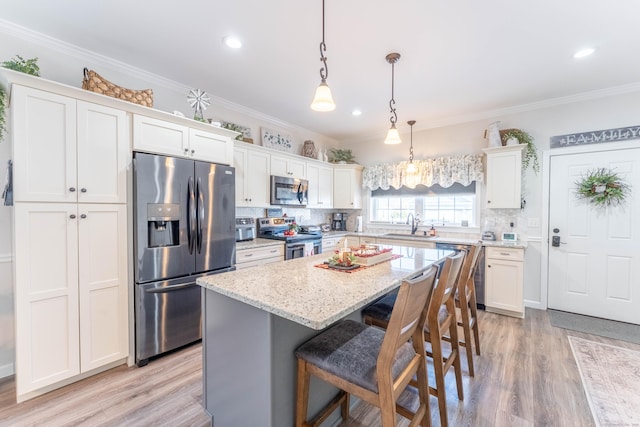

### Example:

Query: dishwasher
xmin=435 ymin=242 xmax=485 ymax=309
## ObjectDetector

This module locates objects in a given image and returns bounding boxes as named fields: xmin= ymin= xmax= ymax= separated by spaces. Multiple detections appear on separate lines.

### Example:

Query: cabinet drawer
xmin=236 ymin=245 xmax=284 ymax=264
xmin=486 ymin=246 xmax=524 ymax=262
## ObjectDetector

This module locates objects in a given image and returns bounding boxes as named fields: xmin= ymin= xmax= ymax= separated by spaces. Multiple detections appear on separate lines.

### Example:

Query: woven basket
xmin=82 ymin=68 xmax=153 ymax=107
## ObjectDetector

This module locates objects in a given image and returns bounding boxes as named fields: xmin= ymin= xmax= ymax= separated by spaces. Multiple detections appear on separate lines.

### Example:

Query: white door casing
xmin=547 ymin=147 xmax=640 ymax=324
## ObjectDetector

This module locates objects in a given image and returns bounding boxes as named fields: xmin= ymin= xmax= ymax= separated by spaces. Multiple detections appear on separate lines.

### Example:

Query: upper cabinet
xmin=234 ymin=144 xmax=271 ymax=207
xmin=333 ymin=164 xmax=363 ymax=209
xmin=12 ymin=85 xmax=129 ymax=204
xmin=307 ymin=161 xmax=333 ymax=208
xmin=133 ymin=114 xmax=233 ymax=165
xmin=270 ymin=152 xmax=306 ymax=178
xmin=482 ymin=145 xmax=525 ymax=209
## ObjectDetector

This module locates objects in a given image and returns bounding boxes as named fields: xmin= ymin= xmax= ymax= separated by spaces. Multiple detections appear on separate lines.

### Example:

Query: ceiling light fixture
xmin=384 ymin=53 xmax=401 ymax=144
xmin=310 ymin=0 xmax=335 ymax=112
xmin=223 ymin=36 xmax=242 ymax=49
xmin=406 ymin=120 xmax=416 ymax=173
xmin=573 ymin=47 xmax=595 ymax=59
xmin=352 ymin=109 xmax=362 ymax=116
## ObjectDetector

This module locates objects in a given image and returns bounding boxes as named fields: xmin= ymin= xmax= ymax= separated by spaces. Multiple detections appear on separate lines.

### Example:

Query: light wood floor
xmin=1 ymin=308 xmax=638 ymax=427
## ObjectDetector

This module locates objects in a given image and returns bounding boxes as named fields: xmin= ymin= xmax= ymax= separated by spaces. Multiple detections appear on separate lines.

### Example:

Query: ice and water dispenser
xmin=146 ymin=203 xmax=180 ymax=247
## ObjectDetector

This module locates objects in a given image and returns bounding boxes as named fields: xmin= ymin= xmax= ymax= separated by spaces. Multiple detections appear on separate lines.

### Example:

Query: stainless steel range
xmin=257 ymin=217 xmax=322 ymax=259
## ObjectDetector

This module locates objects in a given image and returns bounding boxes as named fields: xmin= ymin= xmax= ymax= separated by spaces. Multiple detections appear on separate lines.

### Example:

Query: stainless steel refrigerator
xmin=133 ymin=152 xmax=235 ymax=366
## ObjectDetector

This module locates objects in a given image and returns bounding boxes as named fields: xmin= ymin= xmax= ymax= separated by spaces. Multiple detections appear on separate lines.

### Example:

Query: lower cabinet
xmin=322 ymin=235 xmax=347 ymax=253
xmin=236 ymin=244 xmax=285 ymax=270
xmin=485 ymin=246 xmax=524 ymax=318
xmin=13 ymin=203 xmax=128 ymax=400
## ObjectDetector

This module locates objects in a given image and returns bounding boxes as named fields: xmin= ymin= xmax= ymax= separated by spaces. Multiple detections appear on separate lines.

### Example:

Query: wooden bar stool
xmin=295 ymin=266 xmax=438 ymax=427
xmin=451 ymin=241 xmax=483 ymax=376
xmin=362 ymin=252 xmax=466 ymax=427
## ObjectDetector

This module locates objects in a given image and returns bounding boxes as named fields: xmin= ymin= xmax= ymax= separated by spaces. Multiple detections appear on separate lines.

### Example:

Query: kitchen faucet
xmin=406 ymin=213 xmax=419 ymax=235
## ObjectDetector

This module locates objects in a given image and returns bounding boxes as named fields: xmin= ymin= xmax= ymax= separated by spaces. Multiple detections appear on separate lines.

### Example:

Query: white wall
xmin=0 ymin=21 xmax=340 ymax=378
xmin=343 ymin=90 xmax=640 ymax=308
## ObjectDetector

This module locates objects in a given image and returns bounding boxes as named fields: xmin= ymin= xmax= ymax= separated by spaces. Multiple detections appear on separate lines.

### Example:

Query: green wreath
xmin=575 ymin=168 xmax=630 ymax=207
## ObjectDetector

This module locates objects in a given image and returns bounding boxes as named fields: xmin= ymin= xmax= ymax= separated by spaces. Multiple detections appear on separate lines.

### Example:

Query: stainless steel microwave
xmin=270 ymin=175 xmax=308 ymax=206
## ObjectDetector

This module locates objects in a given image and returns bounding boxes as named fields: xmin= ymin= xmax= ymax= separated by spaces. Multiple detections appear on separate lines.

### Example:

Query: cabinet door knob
xmin=191 ymin=149 xmax=195 ymax=154
xmin=69 ymin=187 xmax=76 ymax=192
xmin=80 ymin=214 xmax=87 ymax=219
xmin=487 ymin=200 xmax=491 ymax=204
xmin=70 ymin=214 xmax=76 ymax=219
xmin=80 ymin=188 xmax=87 ymax=193
xmin=184 ymin=148 xmax=189 ymax=154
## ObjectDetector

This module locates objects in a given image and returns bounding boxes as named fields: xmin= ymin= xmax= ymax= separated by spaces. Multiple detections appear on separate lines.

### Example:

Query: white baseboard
xmin=0 ymin=362 xmax=15 ymax=379
xmin=525 ymin=299 xmax=546 ymax=310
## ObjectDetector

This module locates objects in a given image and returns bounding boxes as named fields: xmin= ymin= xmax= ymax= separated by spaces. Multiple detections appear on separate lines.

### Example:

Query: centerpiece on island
xmin=351 ymin=244 xmax=393 ymax=266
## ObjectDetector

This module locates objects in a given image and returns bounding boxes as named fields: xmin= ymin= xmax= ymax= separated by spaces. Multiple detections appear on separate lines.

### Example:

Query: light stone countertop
xmin=198 ymin=246 xmax=454 ymax=330
xmin=319 ymin=231 xmax=527 ymax=249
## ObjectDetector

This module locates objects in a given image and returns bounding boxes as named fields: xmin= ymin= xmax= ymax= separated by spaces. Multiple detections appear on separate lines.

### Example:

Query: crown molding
xmin=0 ymin=19 xmax=324 ymax=139
xmin=344 ymin=82 xmax=640 ymax=145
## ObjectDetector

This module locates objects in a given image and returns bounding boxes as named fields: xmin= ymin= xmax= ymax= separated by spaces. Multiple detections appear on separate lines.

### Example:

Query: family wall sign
xmin=550 ymin=125 xmax=640 ymax=148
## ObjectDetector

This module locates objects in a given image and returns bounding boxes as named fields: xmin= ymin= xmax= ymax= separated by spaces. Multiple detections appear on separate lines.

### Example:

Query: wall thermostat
xmin=502 ymin=232 xmax=518 ymax=242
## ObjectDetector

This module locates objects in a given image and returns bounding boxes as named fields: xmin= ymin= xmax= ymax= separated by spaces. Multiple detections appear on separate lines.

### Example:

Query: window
xmin=370 ymin=183 xmax=477 ymax=227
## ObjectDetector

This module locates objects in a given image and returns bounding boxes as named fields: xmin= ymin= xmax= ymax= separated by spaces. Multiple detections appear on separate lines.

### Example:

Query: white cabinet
xmin=271 ymin=153 xmax=306 ymax=178
xmin=306 ymin=161 xmax=333 ymax=208
xmin=333 ymin=164 xmax=363 ymax=209
xmin=13 ymin=203 xmax=128 ymax=398
xmin=188 ymin=128 xmax=234 ymax=165
xmin=485 ymin=246 xmax=524 ymax=318
xmin=375 ymin=237 xmax=435 ymax=249
xmin=357 ymin=236 xmax=378 ymax=246
xmin=133 ymin=115 xmax=233 ymax=165
xmin=236 ymin=244 xmax=284 ymax=270
xmin=12 ymin=86 xmax=129 ymax=204
xmin=482 ymin=145 xmax=525 ymax=209
xmin=234 ymin=145 xmax=271 ymax=207
xmin=10 ymin=84 xmax=129 ymax=402
xmin=322 ymin=235 xmax=347 ymax=252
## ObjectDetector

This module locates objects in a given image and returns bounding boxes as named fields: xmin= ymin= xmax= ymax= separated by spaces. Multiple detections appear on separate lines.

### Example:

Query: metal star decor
xmin=187 ymin=88 xmax=210 ymax=121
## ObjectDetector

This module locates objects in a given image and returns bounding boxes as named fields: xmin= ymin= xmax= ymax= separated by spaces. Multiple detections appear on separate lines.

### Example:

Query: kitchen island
xmin=197 ymin=246 xmax=453 ymax=427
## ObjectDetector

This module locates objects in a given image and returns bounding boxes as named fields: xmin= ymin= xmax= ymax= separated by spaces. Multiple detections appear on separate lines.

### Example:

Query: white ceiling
xmin=3 ymin=0 xmax=640 ymax=142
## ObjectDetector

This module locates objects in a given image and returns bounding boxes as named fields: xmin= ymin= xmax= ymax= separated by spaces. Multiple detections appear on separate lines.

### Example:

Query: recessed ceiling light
xmin=352 ymin=109 xmax=362 ymax=116
xmin=573 ymin=47 xmax=595 ymax=59
xmin=223 ymin=36 xmax=242 ymax=49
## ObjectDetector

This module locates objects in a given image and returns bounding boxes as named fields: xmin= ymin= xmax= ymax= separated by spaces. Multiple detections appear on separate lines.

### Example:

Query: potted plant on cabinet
xmin=500 ymin=128 xmax=539 ymax=173
xmin=329 ymin=148 xmax=355 ymax=164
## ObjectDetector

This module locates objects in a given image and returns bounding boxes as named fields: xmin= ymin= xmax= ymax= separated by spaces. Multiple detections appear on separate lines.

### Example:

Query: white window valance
xmin=362 ymin=155 xmax=484 ymax=191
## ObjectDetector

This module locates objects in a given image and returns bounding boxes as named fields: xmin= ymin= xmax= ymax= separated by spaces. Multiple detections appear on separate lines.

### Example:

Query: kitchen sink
xmin=381 ymin=233 xmax=434 ymax=239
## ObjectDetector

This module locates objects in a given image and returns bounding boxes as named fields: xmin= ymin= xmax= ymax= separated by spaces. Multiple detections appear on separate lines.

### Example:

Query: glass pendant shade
xmin=406 ymin=161 xmax=416 ymax=173
xmin=384 ymin=124 xmax=402 ymax=145
xmin=311 ymin=80 xmax=335 ymax=111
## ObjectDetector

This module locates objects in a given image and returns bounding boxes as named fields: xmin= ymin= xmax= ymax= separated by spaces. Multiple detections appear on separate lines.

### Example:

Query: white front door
xmin=548 ymin=147 xmax=640 ymax=324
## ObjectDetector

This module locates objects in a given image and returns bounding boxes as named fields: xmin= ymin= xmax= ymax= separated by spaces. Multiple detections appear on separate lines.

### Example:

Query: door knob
xmin=69 ymin=187 xmax=76 ymax=192
xmin=69 ymin=214 xmax=76 ymax=219
xmin=551 ymin=236 xmax=567 ymax=247
xmin=553 ymin=228 xmax=560 ymax=233
xmin=81 ymin=188 xmax=87 ymax=193
xmin=80 ymin=214 xmax=87 ymax=219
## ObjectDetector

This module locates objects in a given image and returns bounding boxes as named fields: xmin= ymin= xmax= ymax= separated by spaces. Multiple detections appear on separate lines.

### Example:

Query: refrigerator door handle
xmin=144 ymin=282 xmax=196 ymax=293
xmin=187 ymin=176 xmax=196 ymax=254
xmin=196 ymin=176 xmax=204 ymax=253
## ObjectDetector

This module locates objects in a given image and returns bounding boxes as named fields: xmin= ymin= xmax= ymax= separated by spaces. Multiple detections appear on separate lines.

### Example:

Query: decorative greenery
xmin=501 ymin=128 xmax=539 ymax=173
xmin=329 ymin=148 xmax=355 ymax=163
xmin=2 ymin=55 xmax=40 ymax=76
xmin=0 ymin=88 xmax=6 ymax=142
xmin=575 ymin=168 xmax=630 ymax=207
xmin=288 ymin=222 xmax=300 ymax=232
xmin=0 ymin=56 xmax=41 ymax=142
xmin=193 ymin=116 xmax=207 ymax=123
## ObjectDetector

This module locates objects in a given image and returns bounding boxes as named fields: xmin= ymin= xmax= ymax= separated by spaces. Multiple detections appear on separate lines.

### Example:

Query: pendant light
xmin=384 ymin=53 xmax=401 ymax=144
xmin=406 ymin=120 xmax=416 ymax=173
xmin=310 ymin=0 xmax=335 ymax=111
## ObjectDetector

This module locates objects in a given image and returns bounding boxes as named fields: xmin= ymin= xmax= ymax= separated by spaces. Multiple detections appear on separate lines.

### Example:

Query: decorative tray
xmin=323 ymin=261 xmax=360 ymax=271
xmin=351 ymin=245 xmax=393 ymax=266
